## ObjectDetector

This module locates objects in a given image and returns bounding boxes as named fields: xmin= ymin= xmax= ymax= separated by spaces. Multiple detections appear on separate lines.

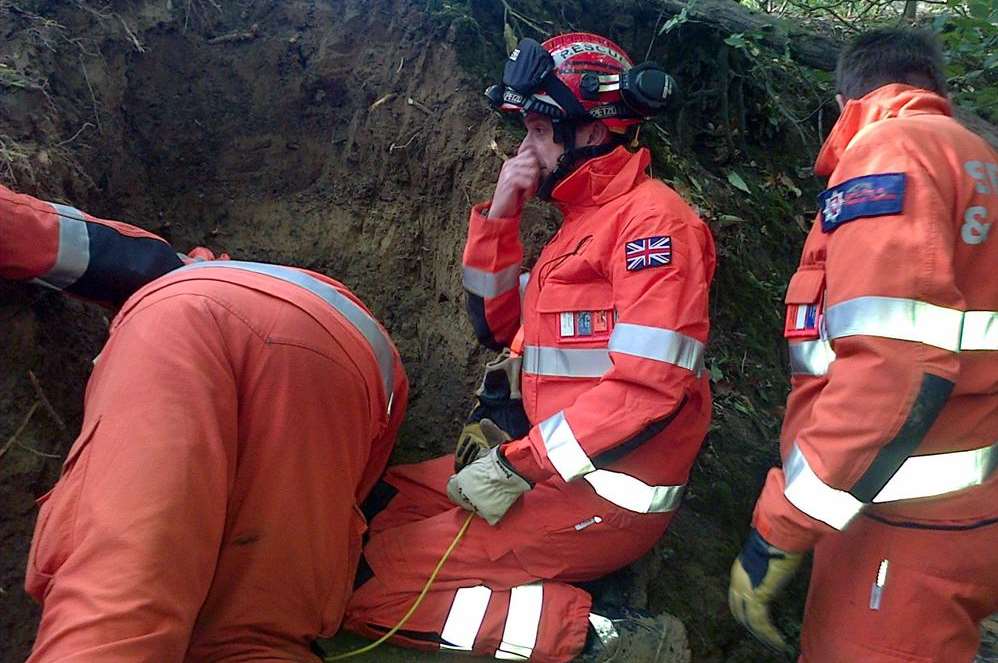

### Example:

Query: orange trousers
xmin=344 ymin=456 xmax=673 ymax=663
xmin=800 ymin=514 xmax=998 ymax=662
xmin=26 ymin=276 xmax=393 ymax=662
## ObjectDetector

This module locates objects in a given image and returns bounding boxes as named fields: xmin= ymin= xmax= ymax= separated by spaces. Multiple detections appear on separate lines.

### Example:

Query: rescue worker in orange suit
xmin=728 ymin=28 xmax=998 ymax=662
xmin=1 ymin=184 xmax=408 ymax=661
xmin=342 ymin=34 xmax=716 ymax=661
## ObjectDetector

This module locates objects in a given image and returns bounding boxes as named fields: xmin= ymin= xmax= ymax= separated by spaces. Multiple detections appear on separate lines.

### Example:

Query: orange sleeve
xmin=462 ymin=202 xmax=524 ymax=350
xmin=754 ymin=133 xmax=963 ymax=551
xmin=0 ymin=184 xmax=184 ymax=306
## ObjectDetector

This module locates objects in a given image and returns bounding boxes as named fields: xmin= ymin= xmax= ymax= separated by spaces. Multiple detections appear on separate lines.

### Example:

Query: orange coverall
xmin=752 ymin=85 xmax=998 ymax=661
xmin=344 ymin=146 xmax=715 ymax=661
xmin=1 ymin=185 xmax=408 ymax=661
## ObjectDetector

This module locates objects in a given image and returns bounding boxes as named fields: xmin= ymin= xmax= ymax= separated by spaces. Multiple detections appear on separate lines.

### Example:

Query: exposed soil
xmin=1 ymin=2 xmax=995 ymax=662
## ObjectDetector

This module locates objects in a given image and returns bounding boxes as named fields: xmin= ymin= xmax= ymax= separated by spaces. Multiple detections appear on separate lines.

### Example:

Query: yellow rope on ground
xmin=325 ymin=511 xmax=475 ymax=661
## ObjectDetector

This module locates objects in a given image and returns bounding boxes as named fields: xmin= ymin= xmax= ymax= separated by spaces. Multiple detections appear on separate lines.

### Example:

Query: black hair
xmin=836 ymin=28 xmax=947 ymax=100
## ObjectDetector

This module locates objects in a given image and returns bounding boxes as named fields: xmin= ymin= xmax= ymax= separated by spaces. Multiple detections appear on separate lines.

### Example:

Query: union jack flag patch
xmin=625 ymin=236 xmax=672 ymax=271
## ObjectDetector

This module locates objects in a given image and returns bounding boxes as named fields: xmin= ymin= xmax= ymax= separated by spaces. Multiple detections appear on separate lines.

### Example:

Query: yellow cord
xmin=325 ymin=511 xmax=476 ymax=661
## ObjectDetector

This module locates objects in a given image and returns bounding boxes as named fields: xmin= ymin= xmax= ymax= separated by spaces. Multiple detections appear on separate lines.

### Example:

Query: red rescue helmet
xmin=485 ymin=32 xmax=676 ymax=135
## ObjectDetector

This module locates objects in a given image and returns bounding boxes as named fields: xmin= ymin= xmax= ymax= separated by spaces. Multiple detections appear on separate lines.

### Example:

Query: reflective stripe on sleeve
xmin=538 ymin=410 xmax=596 ymax=482
xmin=35 ymin=203 xmax=91 ymax=290
xmin=440 ymin=585 xmax=492 ymax=652
xmin=495 ymin=583 xmax=543 ymax=660
xmin=462 ymin=264 xmax=521 ymax=298
xmin=522 ymin=346 xmax=612 ymax=378
xmin=583 ymin=470 xmax=685 ymax=514
xmin=873 ymin=440 xmax=998 ymax=503
xmin=178 ymin=261 xmax=397 ymax=413
xmin=825 ymin=296 xmax=965 ymax=352
xmin=789 ymin=339 xmax=835 ymax=376
xmin=783 ymin=443 xmax=863 ymax=530
xmin=961 ymin=311 xmax=998 ymax=351
xmin=536 ymin=411 xmax=685 ymax=512
xmin=783 ymin=440 xmax=998 ymax=530
xmin=788 ymin=303 xmax=997 ymax=376
xmin=608 ymin=322 xmax=704 ymax=374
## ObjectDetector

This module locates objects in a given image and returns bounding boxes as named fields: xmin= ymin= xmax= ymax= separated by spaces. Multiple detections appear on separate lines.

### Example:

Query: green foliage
xmin=935 ymin=0 xmax=998 ymax=121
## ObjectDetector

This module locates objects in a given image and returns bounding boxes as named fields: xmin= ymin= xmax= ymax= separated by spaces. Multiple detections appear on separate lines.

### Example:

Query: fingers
xmin=446 ymin=475 xmax=475 ymax=513
xmin=479 ymin=418 xmax=511 ymax=444
xmin=730 ymin=589 xmax=794 ymax=657
xmin=489 ymin=147 xmax=543 ymax=218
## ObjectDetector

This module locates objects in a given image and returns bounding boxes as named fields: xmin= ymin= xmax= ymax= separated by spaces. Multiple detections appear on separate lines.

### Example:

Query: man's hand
xmin=728 ymin=529 xmax=803 ymax=657
xmin=488 ymin=146 xmax=542 ymax=219
xmin=455 ymin=418 xmax=511 ymax=472
xmin=446 ymin=446 xmax=531 ymax=525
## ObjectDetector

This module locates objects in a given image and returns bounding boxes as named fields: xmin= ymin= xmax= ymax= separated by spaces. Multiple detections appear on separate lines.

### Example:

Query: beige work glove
xmin=455 ymin=418 xmax=512 ymax=472
xmin=446 ymin=446 xmax=531 ymax=525
xmin=729 ymin=529 xmax=803 ymax=657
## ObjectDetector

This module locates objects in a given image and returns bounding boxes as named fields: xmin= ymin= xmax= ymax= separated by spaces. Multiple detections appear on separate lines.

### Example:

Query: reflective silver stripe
xmin=783 ymin=443 xmax=862 ymax=530
xmin=522 ymin=346 xmax=612 ymax=378
xmin=518 ymin=272 xmax=530 ymax=302
xmin=825 ymin=296 xmax=964 ymax=352
xmin=495 ymin=583 xmax=543 ymax=660
xmin=441 ymin=585 xmax=492 ymax=652
xmin=178 ymin=261 xmax=396 ymax=412
xmin=37 ymin=203 xmax=91 ymax=290
xmin=463 ymin=264 xmax=521 ymax=298
xmin=961 ymin=311 xmax=998 ymax=350
xmin=789 ymin=339 xmax=835 ymax=376
xmin=783 ymin=440 xmax=998 ymax=530
xmin=873 ymin=440 xmax=998 ymax=503
xmin=608 ymin=323 xmax=704 ymax=374
xmin=583 ymin=470 xmax=685 ymax=514
xmin=538 ymin=411 xmax=595 ymax=482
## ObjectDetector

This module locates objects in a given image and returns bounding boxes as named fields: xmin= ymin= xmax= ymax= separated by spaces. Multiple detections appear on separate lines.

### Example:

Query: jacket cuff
xmin=751 ymin=468 xmax=824 ymax=553
xmin=500 ymin=437 xmax=552 ymax=484
xmin=470 ymin=201 xmax=520 ymax=226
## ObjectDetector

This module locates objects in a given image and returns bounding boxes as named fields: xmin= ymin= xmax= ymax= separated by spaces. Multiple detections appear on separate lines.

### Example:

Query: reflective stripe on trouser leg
xmin=495 ymin=583 xmax=543 ymax=660
xmin=440 ymin=586 xmax=493 ymax=651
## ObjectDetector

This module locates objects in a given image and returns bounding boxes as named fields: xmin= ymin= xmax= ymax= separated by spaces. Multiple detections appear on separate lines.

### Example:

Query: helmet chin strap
xmin=536 ymin=120 xmax=617 ymax=201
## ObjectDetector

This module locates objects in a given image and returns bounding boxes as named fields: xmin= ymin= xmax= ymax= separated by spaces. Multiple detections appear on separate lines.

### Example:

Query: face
xmin=518 ymin=113 xmax=565 ymax=180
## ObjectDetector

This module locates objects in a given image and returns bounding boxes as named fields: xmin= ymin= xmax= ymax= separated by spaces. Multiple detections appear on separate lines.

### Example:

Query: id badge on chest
xmin=560 ymin=310 xmax=614 ymax=340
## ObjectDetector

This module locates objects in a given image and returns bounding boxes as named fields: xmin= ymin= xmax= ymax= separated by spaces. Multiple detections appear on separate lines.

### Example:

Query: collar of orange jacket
xmin=815 ymin=83 xmax=953 ymax=177
xmin=550 ymin=145 xmax=651 ymax=212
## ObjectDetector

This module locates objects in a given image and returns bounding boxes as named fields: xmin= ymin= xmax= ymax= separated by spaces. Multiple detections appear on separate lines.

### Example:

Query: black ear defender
xmin=619 ymin=62 xmax=677 ymax=116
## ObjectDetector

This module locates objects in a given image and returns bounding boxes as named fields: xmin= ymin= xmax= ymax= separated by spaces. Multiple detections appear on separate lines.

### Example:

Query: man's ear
xmin=579 ymin=121 xmax=609 ymax=147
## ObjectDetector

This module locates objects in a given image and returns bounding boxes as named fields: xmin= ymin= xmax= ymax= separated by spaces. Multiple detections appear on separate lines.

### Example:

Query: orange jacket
xmin=0 ymin=185 xmax=408 ymax=501
xmin=753 ymin=85 xmax=998 ymax=552
xmin=463 ymin=146 xmax=716 ymax=514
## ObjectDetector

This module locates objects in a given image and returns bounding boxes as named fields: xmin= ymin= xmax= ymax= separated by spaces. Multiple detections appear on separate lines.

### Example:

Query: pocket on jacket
xmin=26 ymin=416 xmax=101 ymax=598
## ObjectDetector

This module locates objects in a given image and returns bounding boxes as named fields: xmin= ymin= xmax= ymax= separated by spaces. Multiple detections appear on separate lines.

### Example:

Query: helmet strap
xmin=537 ymin=121 xmax=617 ymax=201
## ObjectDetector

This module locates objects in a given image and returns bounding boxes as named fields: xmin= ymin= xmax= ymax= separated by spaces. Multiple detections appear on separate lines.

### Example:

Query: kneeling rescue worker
xmin=728 ymin=28 xmax=998 ymax=662
xmin=0 ymin=184 xmax=408 ymax=661
xmin=342 ymin=33 xmax=716 ymax=661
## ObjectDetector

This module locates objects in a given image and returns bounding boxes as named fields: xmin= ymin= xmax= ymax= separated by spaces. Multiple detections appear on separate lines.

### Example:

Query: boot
xmin=576 ymin=606 xmax=690 ymax=663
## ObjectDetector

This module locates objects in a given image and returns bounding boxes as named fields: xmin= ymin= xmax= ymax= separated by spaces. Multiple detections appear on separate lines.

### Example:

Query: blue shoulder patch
xmin=818 ymin=173 xmax=906 ymax=233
